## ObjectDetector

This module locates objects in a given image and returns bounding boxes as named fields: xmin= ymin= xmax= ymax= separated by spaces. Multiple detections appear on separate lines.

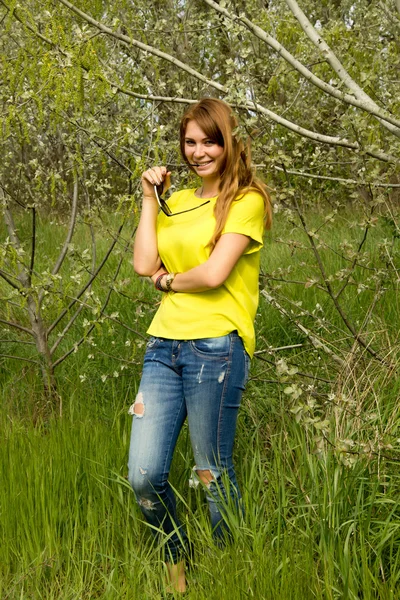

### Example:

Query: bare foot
xmin=165 ymin=559 xmax=186 ymax=594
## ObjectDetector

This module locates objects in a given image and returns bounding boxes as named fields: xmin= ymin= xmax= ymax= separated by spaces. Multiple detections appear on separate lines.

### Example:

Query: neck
xmin=199 ymin=177 xmax=220 ymax=198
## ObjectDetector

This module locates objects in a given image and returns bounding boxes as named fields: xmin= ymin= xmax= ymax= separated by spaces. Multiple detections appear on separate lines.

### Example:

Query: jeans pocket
xmin=145 ymin=336 xmax=161 ymax=350
xmin=189 ymin=334 xmax=231 ymax=359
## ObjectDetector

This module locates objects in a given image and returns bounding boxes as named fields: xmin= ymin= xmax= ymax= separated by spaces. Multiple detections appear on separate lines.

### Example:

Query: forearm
xmin=133 ymin=198 xmax=161 ymax=276
xmin=171 ymin=263 xmax=217 ymax=292
xmin=152 ymin=233 xmax=251 ymax=293
xmin=151 ymin=262 xmax=220 ymax=293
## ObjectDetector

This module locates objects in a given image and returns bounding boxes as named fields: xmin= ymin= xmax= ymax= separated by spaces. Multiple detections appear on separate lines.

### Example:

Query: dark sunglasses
xmin=154 ymin=182 xmax=210 ymax=217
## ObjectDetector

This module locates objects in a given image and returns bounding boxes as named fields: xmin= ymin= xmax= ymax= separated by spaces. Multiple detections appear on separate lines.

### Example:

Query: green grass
xmin=1 ymin=207 xmax=400 ymax=598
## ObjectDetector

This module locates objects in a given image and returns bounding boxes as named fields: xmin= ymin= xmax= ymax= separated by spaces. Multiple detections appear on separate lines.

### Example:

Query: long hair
xmin=180 ymin=98 xmax=271 ymax=249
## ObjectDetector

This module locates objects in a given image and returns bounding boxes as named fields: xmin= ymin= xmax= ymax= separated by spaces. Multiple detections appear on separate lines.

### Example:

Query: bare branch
xmin=285 ymin=0 xmax=400 ymax=138
xmin=0 ymin=317 xmax=33 ymax=335
xmin=273 ymin=166 xmax=400 ymax=187
xmin=254 ymin=343 xmax=304 ymax=353
xmin=5 ymin=0 xmax=396 ymax=161
xmin=203 ymin=0 xmax=400 ymax=132
xmin=56 ymin=0 xmax=225 ymax=91
xmin=0 ymin=268 xmax=21 ymax=290
xmin=260 ymin=289 xmax=345 ymax=367
xmin=0 ymin=339 xmax=35 ymax=345
xmin=287 ymin=177 xmax=388 ymax=363
xmin=49 ymin=303 xmax=85 ymax=356
xmin=55 ymin=0 xmax=354 ymax=148
xmin=335 ymin=202 xmax=374 ymax=300
xmin=48 ymin=219 xmax=126 ymax=335
xmin=51 ymin=177 xmax=79 ymax=277
xmin=2 ymin=199 xmax=31 ymax=289
xmin=0 ymin=354 xmax=40 ymax=365
xmin=29 ymin=206 xmax=36 ymax=284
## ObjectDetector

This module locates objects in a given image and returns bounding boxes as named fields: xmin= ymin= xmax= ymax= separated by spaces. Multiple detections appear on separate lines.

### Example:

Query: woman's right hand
xmin=141 ymin=166 xmax=171 ymax=199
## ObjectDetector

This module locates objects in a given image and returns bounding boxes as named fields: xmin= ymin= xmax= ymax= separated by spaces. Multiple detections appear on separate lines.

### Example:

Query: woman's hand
xmin=141 ymin=166 xmax=171 ymax=199
xmin=151 ymin=265 xmax=168 ymax=285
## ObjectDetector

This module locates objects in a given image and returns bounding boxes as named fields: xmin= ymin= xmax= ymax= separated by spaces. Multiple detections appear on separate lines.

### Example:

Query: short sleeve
xmin=222 ymin=191 xmax=265 ymax=254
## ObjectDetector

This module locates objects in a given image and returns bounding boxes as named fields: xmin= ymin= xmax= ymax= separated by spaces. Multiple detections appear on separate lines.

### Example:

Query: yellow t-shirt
xmin=147 ymin=188 xmax=265 ymax=357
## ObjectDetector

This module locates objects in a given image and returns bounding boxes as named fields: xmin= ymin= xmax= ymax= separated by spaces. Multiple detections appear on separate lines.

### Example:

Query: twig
xmin=51 ymin=177 xmax=79 ymax=277
xmin=48 ymin=219 xmax=126 ymax=335
xmin=280 ymin=165 xmax=387 ymax=364
xmin=0 ymin=354 xmax=39 ymax=364
xmin=260 ymin=289 xmax=345 ymax=367
xmin=254 ymin=343 xmax=304 ymax=353
xmin=273 ymin=166 xmax=400 ymax=188
xmin=203 ymin=0 xmax=400 ymax=131
xmin=285 ymin=0 xmax=400 ymax=138
xmin=0 ymin=268 xmax=21 ymax=290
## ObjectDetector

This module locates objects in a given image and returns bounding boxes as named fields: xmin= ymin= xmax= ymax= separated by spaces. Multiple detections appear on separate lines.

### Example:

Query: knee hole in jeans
xmin=196 ymin=469 xmax=215 ymax=488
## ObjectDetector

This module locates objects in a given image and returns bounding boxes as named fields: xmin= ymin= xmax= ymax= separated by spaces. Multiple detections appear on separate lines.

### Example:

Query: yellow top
xmin=147 ymin=188 xmax=265 ymax=357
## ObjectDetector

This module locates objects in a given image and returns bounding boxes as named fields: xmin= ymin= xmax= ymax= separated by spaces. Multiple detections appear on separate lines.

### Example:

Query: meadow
xmin=1 ymin=204 xmax=399 ymax=599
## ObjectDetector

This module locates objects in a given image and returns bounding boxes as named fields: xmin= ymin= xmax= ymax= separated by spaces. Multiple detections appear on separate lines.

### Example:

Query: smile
xmin=194 ymin=161 xmax=213 ymax=167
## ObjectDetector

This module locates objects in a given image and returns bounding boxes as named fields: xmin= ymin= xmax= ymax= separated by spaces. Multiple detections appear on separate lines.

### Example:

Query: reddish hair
xmin=180 ymin=98 xmax=271 ymax=248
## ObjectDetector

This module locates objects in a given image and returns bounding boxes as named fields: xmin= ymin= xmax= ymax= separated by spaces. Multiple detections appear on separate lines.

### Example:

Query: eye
xmin=205 ymin=140 xmax=215 ymax=145
xmin=185 ymin=139 xmax=195 ymax=145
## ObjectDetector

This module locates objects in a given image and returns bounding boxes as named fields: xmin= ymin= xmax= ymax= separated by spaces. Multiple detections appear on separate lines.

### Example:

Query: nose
xmin=193 ymin=144 xmax=205 ymax=159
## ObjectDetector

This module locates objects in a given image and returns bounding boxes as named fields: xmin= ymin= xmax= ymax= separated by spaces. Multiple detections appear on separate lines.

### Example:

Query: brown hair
xmin=180 ymin=98 xmax=271 ymax=249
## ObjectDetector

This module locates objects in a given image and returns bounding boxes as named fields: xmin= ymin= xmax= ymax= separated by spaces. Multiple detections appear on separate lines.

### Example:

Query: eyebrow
xmin=184 ymin=136 xmax=213 ymax=142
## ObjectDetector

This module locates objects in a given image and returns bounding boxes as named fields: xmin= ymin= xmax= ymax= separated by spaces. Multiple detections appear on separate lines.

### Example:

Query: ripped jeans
xmin=127 ymin=331 xmax=250 ymax=563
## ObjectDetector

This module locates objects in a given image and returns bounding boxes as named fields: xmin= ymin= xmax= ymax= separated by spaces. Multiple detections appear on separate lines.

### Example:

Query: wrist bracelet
xmin=154 ymin=272 xmax=168 ymax=291
xmin=165 ymin=272 xmax=177 ymax=292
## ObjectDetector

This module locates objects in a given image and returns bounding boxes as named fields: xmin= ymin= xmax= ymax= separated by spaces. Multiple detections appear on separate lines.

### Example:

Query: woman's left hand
xmin=151 ymin=266 xmax=168 ymax=285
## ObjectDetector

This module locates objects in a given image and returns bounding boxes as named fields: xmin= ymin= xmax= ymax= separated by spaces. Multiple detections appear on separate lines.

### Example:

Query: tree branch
xmin=203 ymin=0 xmax=400 ymax=132
xmin=5 ymin=0 xmax=396 ymax=161
xmin=56 ymin=0 xmax=225 ymax=91
xmin=260 ymin=290 xmax=345 ymax=367
xmin=2 ymin=197 xmax=31 ymax=289
xmin=285 ymin=0 xmax=400 ymax=138
xmin=0 ymin=354 xmax=40 ymax=365
xmin=288 ymin=180 xmax=387 ymax=363
xmin=0 ymin=268 xmax=21 ymax=290
xmin=273 ymin=166 xmax=400 ymax=187
xmin=0 ymin=317 xmax=33 ymax=335
xmin=51 ymin=177 xmax=79 ymax=277
xmin=29 ymin=205 xmax=36 ymax=285
xmin=48 ymin=219 xmax=126 ymax=335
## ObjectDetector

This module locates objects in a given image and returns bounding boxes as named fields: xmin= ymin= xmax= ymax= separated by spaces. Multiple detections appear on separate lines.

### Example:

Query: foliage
xmin=1 ymin=214 xmax=400 ymax=598
xmin=0 ymin=3 xmax=400 ymax=593
xmin=1 ymin=0 xmax=399 ymax=398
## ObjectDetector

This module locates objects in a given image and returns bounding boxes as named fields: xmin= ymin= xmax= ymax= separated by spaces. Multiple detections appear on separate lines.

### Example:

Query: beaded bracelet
xmin=165 ymin=272 xmax=177 ymax=292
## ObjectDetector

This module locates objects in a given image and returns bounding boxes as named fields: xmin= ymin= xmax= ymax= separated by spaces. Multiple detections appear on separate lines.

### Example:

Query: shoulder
xmin=229 ymin=189 xmax=265 ymax=220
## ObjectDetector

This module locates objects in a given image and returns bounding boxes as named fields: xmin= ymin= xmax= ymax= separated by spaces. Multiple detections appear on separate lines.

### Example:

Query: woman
xmin=129 ymin=98 xmax=271 ymax=593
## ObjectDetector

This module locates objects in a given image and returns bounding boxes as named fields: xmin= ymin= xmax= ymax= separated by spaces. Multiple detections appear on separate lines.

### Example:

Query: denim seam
xmin=216 ymin=332 xmax=234 ymax=462
xmin=189 ymin=345 xmax=229 ymax=361
xmin=160 ymin=359 xmax=186 ymax=485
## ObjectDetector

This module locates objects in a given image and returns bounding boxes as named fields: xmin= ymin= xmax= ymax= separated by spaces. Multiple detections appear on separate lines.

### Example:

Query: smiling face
xmin=183 ymin=120 xmax=224 ymax=183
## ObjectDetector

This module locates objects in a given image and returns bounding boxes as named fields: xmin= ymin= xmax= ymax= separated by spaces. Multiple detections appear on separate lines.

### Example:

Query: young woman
xmin=129 ymin=98 xmax=271 ymax=593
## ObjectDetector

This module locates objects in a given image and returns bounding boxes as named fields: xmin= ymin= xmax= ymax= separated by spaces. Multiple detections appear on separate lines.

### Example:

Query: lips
xmin=194 ymin=160 xmax=213 ymax=167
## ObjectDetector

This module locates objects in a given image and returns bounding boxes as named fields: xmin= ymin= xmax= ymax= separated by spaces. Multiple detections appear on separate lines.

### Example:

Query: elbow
xmin=133 ymin=258 xmax=154 ymax=277
xmin=205 ymin=269 xmax=228 ymax=289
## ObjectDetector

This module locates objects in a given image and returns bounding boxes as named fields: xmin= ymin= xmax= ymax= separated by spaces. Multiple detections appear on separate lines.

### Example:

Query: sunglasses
xmin=154 ymin=182 xmax=210 ymax=217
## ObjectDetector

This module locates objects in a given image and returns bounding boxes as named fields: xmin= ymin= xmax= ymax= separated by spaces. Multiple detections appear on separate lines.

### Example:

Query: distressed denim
xmin=127 ymin=331 xmax=250 ymax=563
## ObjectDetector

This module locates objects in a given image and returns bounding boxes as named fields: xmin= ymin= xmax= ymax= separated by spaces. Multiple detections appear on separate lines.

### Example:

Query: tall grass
xmin=1 ymin=208 xmax=399 ymax=598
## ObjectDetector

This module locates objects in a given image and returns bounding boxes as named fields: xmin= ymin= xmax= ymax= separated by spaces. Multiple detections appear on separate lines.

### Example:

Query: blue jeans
xmin=128 ymin=331 xmax=250 ymax=563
